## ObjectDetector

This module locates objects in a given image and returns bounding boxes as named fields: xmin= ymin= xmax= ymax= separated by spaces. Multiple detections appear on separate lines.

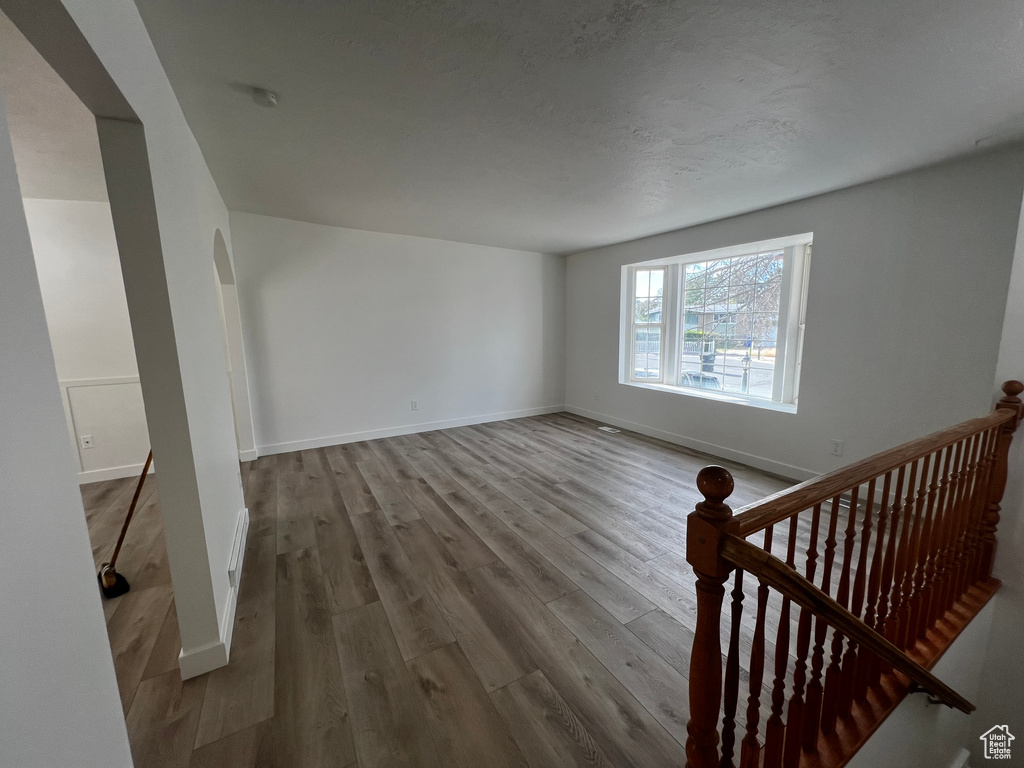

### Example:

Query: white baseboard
xmin=257 ymin=404 xmax=566 ymax=455
xmin=178 ymin=638 xmax=228 ymax=680
xmin=78 ymin=462 xmax=155 ymax=485
xmin=238 ymin=449 xmax=258 ymax=462
xmin=564 ymin=404 xmax=813 ymax=482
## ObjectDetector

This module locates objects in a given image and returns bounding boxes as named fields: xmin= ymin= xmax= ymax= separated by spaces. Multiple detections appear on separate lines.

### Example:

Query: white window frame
xmin=619 ymin=233 xmax=812 ymax=413
xmin=627 ymin=265 xmax=669 ymax=383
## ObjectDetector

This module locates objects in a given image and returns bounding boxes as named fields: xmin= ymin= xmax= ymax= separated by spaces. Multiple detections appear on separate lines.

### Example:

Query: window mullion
xmin=772 ymin=247 xmax=793 ymax=402
xmin=662 ymin=264 xmax=680 ymax=387
xmin=623 ymin=266 xmax=634 ymax=383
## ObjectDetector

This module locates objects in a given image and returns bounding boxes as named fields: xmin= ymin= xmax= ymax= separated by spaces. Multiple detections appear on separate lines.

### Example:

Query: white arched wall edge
xmin=1 ymin=0 xmax=249 ymax=687
xmin=213 ymin=228 xmax=257 ymax=461
xmin=213 ymin=228 xmax=234 ymax=286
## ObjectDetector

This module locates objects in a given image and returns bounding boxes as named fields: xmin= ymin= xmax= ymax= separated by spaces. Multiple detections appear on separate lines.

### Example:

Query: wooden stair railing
xmin=684 ymin=381 xmax=1024 ymax=768
xmin=719 ymin=535 xmax=972 ymax=713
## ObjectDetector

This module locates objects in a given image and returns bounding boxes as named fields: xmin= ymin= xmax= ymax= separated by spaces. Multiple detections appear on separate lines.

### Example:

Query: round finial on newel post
xmin=998 ymin=380 xmax=1024 ymax=429
xmin=1001 ymin=380 xmax=1023 ymax=402
xmin=696 ymin=465 xmax=735 ymax=521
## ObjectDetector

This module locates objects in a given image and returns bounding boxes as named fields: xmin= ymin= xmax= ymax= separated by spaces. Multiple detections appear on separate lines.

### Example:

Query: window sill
xmin=621 ymin=380 xmax=798 ymax=414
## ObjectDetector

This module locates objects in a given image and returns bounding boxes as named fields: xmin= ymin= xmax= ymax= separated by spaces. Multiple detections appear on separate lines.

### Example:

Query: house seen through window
xmin=622 ymin=234 xmax=811 ymax=409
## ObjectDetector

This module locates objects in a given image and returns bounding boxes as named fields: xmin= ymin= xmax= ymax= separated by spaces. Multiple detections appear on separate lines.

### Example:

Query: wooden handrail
xmin=734 ymin=408 xmax=1017 ymax=536
xmin=684 ymin=382 xmax=1022 ymax=768
xmin=720 ymin=534 xmax=973 ymax=713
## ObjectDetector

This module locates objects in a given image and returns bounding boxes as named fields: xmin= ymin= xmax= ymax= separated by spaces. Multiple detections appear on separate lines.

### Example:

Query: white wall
xmin=22 ymin=198 xmax=257 ymax=480
xmin=846 ymin=598 xmax=996 ymax=768
xmin=24 ymin=199 xmax=136 ymax=380
xmin=23 ymin=197 xmax=153 ymax=482
xmin=0 ymin=78 xmax=132 ymax=768
xmin=969 ymin=186 xmax=1024 ymax=765
xmin=846 ymin=191 xmax=1024 ymax=767
xmin=230 ymin=212 xmax=565 ymax=453
xmin=64 ymin=378 xmax=149 ymax=477
xmin=566 ymin=148 xmax=1024 ymax=480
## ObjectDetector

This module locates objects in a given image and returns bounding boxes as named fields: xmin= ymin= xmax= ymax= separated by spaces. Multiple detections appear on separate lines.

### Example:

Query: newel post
xmin=685 ymin=466 xmax=737 ymax=768
xmin=981 ymin=380 xmax=1024 ymax=579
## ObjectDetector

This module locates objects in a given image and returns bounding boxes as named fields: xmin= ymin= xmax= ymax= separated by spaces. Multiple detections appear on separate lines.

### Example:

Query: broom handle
xmin=107 ymin=450 xmax=153 ymax=569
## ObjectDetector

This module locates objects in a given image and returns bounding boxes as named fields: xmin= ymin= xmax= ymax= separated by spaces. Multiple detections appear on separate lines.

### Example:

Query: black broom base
xmin=98 ymin=568 xmax=130 ymax=599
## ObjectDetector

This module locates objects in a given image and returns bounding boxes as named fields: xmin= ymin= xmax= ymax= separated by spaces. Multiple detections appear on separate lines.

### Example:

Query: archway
xmin=213 ymin=228 xmax=256 ymax=460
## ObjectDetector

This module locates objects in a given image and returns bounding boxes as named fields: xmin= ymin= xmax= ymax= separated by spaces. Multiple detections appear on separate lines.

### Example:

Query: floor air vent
xmin=597 ymin=426 xmax=621 ymax=434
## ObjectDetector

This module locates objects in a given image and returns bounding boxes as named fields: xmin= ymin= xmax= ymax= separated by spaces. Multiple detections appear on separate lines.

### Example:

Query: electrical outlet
xmin=830 ymin=439 xmax=844 ymax=457
xmin=411 ymin=400 xmax=419 ymax=411
xmin=80 ymin=434 xmax=95 ymax=449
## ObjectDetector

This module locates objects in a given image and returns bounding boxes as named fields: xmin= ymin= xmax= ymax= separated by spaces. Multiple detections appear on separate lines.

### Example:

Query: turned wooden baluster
xmin=839 ymin=478 xmax=876 ymax=714
xmin=802 ymin=495 xmax=842 ymax=752
xmin=962 ymin=429 xmax=996 ymax=598
xmin=913 ymin=450 xmax=942 ymax=643
xmin=887 ymin=460 xmax=919 ymax=651
xmin=980 ymin=381 xmax=1024 ymax=580
xmin=874 ymin=464 xmax=907 ymax=675
xmin=971 ymin=428 xmax=1001 ymax=585
xmin=763 ymin=517 xmax=798 ymax=768
xmin=961 ymin=433 xmax=988 ymax=592
xmin=933 ymin=438 xmax=969 ymax=622
xmin=915 ymin=447 xmax=950 ymax=639
xmin=686 ymin=466 xmax=737 ymax=768
xmin=896 ymin=455 xmax=930 ymax=650
xmin=946 ymin=434 xmax=982 ymax=609
xmin=739 ymin=526 xmax=773 ymax=768
xmin=821 ymin=485 xmax=860 ymax=735
xmin=929 ymin=444 xmax=958 ymax=630
xmin=906 ymin=453 xmax=938 ymax=644
xmin=783 ymin=503 xmax=822 ymax=768
xmin=855 ymin=471 xmax=892 ymax=700
xmin=720 ymin=569 xmax=745 ymax=768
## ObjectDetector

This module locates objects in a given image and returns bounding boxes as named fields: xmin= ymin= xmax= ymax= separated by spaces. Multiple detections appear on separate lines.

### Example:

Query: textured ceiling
xmin=0 ymin=11 xmax=107 ymax=202
xmin=13 ymin=1 xmax=1024 ymax=253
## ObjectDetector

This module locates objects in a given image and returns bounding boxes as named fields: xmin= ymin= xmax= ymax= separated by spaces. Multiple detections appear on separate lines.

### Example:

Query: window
xmin=621 ymin=234 xmax=811 ymax=411
xmin=631 ymin=267 xmax=665 ymax=380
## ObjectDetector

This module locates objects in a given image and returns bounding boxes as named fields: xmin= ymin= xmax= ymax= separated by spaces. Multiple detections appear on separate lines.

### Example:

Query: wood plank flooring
xmin=83 ymin=412 xmax=792 ymax=767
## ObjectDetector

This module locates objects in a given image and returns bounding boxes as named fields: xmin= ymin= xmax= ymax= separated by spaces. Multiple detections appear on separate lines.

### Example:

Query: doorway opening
xmin=213 ymin=228 xmax=257 ymax=460
xmin=0 ymin=6 xmax=175 ymax=717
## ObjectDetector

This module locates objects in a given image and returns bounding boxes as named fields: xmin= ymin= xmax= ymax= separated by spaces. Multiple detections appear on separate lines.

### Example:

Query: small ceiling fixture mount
xmin=252 ymin=87 xmax=278 ymax=108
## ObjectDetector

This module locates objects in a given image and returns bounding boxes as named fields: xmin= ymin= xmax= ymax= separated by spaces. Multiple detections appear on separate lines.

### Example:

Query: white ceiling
xmin=0 ymin=12 xmax=107 ymax=202
xmin=7 ymin=2 xmax=1024 ymax=253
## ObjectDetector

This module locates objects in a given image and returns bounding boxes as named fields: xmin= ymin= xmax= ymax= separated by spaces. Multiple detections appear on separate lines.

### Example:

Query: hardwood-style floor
xmin=83 ymin=412 xmax=792 ymax=768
